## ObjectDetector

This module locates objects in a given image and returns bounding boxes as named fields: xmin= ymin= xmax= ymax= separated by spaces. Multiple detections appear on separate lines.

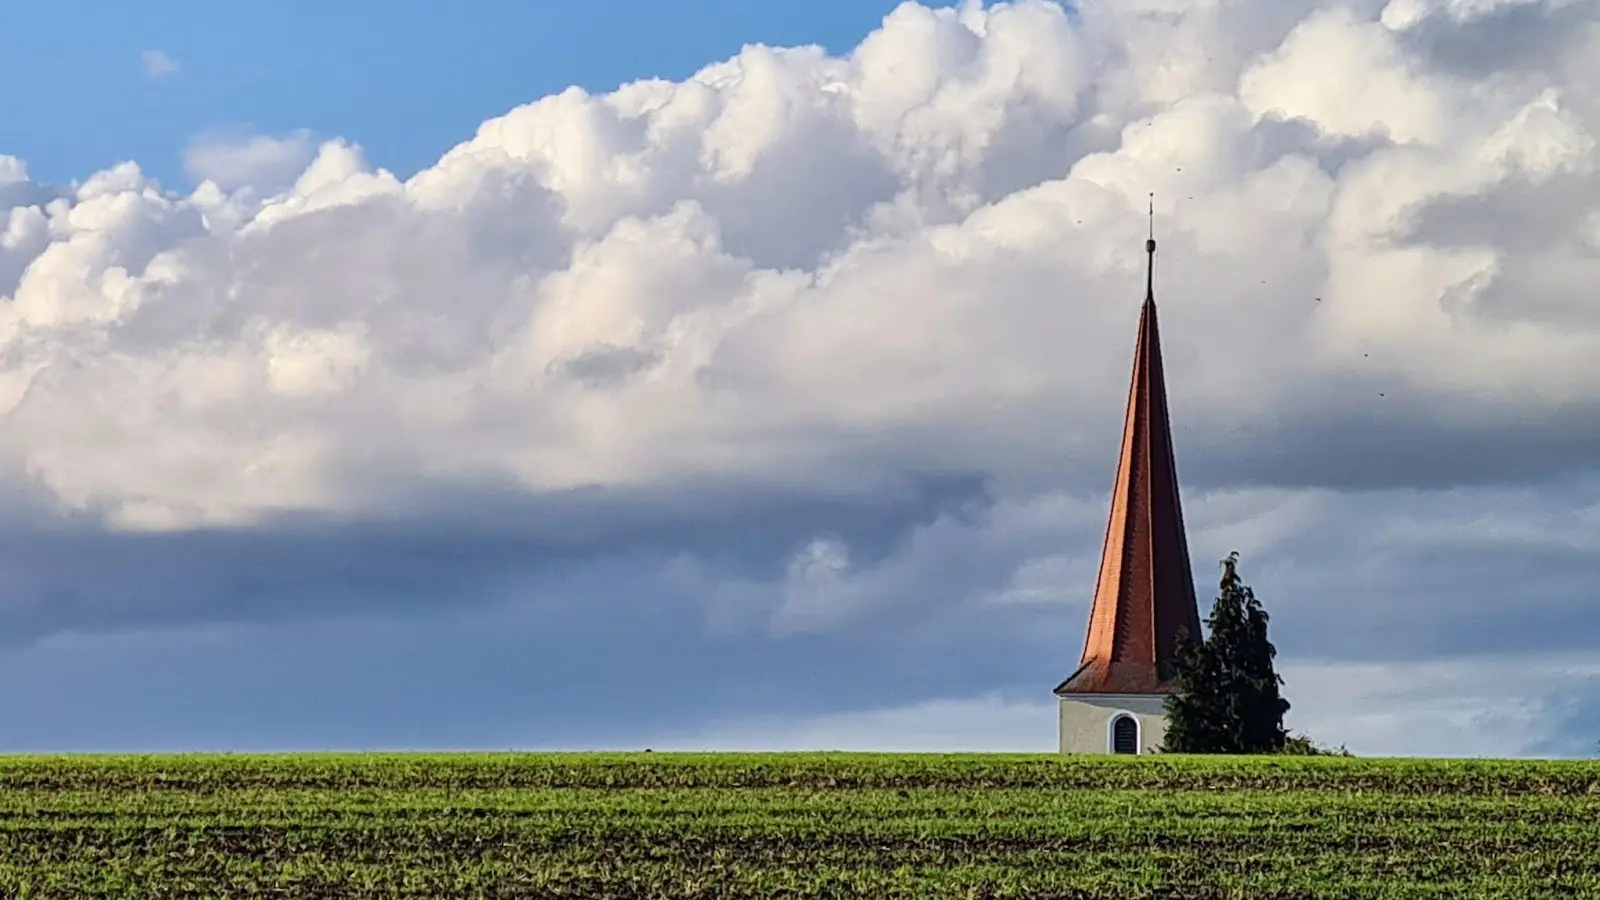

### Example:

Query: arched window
xmin=1110 ymin=714 xmax=1139 ymax=754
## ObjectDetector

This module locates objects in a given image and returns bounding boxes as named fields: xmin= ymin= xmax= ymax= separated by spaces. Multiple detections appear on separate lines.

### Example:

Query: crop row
xmin=0 ymin=753 xmax=1597 ymax=794
xmin=0 ymin=820 xmax=1596 ymax=854
xmin=2 ymin=784 xmax=1595 ymax=813
xmin=1 ymin=849 xmax=1597 ymax=900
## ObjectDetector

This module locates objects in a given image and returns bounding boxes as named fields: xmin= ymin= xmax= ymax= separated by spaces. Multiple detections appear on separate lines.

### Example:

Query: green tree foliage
xmin=1280 ymin=733 xmax=1353 ymax=757
xmin=1162 ymin=552 xmax=1291 ymax=754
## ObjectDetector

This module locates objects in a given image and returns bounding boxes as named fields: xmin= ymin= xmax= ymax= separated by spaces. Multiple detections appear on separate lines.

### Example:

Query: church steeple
xmin=1055 ymin=206 xmax=1203 ymax=696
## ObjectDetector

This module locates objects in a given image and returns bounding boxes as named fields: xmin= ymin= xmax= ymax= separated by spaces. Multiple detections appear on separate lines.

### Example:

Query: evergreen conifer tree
xmin=1160 ymin=625 xmax=1222 ymax=753
xmin=1237 ymin=575 xmax=1290 ymax=752
xmin=1161 ymin=552 xmax=1290 ymax=753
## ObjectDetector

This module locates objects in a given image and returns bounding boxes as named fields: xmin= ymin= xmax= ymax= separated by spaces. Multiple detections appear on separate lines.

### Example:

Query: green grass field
xmin=0 ymin=752 xmax=1597 ymax=898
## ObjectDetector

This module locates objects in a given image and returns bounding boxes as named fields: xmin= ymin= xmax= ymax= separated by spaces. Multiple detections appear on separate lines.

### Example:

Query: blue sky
xmin=2 ymin=0 xmax=1599 ymax=757
xmin=0 ymin=0 xmax=903 ymax=186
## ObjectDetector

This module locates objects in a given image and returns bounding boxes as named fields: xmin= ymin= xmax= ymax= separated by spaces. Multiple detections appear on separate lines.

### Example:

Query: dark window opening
xmin=1111 ymin=715 xmax=1138 ymax=754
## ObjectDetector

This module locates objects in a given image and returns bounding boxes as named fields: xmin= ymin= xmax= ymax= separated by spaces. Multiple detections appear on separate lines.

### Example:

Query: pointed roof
xmin=1055 ymin=217 xmax=1202 ymax=696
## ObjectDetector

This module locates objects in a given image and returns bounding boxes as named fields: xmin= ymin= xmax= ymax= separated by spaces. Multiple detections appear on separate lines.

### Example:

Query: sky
xmin=0 ymin=0 xmax=901 ymax=187
xmin=1 ymin=0 xmax=1599 ymax=758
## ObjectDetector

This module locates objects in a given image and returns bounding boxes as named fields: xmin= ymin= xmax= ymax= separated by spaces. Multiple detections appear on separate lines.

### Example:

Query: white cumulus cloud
xmin=184 ymin=130 xmax=317 ymax=193
xmin=2 ymin=0 xmax=1596 ymax=533
xmin=141 ymin=50 xmax=180 ymax=80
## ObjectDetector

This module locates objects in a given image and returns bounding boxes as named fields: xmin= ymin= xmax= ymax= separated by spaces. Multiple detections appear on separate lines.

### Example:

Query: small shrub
xmin=1279 ymin=733 xmax=1353 ymax=757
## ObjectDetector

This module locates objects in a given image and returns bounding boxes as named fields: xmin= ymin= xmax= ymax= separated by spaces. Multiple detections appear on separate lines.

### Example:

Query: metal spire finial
xmin=1144 ymin=193 xmax=1156 ymax=303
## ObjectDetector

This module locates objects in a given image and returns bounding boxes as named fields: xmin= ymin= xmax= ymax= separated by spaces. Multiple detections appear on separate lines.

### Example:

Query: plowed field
xmin=1 ymin=753 xmax=1596 ymax=898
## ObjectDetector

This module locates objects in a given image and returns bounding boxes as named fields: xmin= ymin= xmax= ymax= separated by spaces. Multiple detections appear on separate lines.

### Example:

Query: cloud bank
xmin=3 ymin=0 xmax=1600 ymax=755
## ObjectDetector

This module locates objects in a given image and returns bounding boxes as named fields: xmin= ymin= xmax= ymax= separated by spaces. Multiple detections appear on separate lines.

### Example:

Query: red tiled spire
xmin=1055 ymin=213 xmax=1202 ymax=696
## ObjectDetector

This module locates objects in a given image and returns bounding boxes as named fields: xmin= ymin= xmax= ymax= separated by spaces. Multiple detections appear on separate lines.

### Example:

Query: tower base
xmin=1057 ymin=693 xmax=1169 ymax=755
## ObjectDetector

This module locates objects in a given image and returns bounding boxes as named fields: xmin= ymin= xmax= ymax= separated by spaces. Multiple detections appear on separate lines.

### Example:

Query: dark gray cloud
xmin=0 ymin=472 xmax=990 ymax=644
xmin=1180 ymin=401 xmax=1600 ymax=492
xmin=551 ymin=343 xmax=662 ymax=388
xmin=1398 ymin=0 xmax=1597 ymax=79
xmin=0 ymin=582 xmax=1069 ymax=752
